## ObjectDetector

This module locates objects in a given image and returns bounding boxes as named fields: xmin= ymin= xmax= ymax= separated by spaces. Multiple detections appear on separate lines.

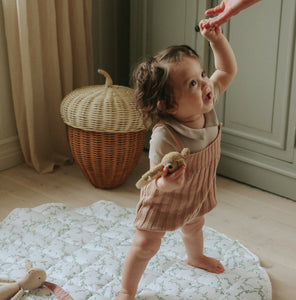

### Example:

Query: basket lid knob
xmin=97 ymin=69 xmax=113 ymax=87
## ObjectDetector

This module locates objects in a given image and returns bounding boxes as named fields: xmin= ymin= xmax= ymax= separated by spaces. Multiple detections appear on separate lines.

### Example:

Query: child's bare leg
xmin=115 ymin=229 xmax=166 ymax=300
xmin=181 ymin=216 xmax=224 ymax=274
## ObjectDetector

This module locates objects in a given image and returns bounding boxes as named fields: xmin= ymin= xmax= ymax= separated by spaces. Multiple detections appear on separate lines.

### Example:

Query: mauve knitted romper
xmin=134 ymin=123 xmax=222 ymax=232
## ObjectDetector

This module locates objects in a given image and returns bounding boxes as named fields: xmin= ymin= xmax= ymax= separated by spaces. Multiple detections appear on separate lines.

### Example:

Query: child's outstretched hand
xmin=155 ymin=165 xmax=185 ymax=192
xmin=199 ymin=20 xmax=222 ymax=43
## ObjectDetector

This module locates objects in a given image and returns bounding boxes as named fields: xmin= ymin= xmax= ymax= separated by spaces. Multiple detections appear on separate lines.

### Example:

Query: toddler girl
xmin=115 ymin=20 xmax=237 ymax=300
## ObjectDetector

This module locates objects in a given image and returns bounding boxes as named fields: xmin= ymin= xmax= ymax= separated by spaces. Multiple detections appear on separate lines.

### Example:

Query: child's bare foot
xmin=114 ymin=291 xmax=135 ymax=300
xmin=188 ymin=255 xmax=224 ymax=274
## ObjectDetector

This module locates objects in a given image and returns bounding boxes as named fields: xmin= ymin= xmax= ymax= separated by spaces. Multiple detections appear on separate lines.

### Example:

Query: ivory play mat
xmin=0 ymin=200 xmax=272 ymax=299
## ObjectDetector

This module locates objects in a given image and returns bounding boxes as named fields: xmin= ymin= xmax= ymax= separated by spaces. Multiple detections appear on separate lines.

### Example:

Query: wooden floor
xmin=0 ymin=153 xmax=295 ymax=300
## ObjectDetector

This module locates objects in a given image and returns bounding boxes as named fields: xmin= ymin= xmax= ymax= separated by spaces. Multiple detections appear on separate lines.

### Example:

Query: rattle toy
xmin=136 ymin=148 xmax=190 ymax=189
xmin=0 ymin=260 xmax=73 ymax=300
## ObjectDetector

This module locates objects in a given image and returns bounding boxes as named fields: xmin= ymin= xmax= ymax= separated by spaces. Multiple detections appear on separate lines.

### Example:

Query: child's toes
xmin=216 ymin=262 xmax=224 ymax=274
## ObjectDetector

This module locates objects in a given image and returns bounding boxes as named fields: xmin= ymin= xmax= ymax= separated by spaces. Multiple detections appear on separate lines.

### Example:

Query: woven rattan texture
xmin=61 ymin=85 xmax=145 ymax=133
xmin=67 ymin=125 xmax=146 ymax=188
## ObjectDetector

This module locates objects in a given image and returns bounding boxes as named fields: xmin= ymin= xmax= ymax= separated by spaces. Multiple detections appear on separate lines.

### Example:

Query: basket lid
xmin=60 ymin=69 xmax=145 ymax=133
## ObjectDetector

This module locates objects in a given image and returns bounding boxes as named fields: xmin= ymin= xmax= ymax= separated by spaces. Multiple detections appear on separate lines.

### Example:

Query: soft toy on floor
xmin=136 ymin=148 xmax=190 ymax=189
xmin=0 ymin=260 xmax=46 ymax=300
xmin=0 ymin=260 xmax=73 ymax=300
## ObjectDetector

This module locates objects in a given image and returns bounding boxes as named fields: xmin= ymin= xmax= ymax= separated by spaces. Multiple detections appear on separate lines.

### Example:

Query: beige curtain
xmin=2 ymin=0 xmax=94 ymax=173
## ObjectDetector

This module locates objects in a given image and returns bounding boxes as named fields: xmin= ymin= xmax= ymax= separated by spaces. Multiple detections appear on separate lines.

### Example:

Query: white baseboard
xmin=0 ymin=136 xmax=23 ymax=171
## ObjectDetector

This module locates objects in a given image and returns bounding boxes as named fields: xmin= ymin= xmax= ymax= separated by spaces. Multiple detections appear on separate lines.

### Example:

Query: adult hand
xmin=204 ymin=0 xmax=261 ymax=27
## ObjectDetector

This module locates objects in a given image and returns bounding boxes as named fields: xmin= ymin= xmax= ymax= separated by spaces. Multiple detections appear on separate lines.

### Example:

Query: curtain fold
xmin=2 ymin=0 xmax=93 ymax=173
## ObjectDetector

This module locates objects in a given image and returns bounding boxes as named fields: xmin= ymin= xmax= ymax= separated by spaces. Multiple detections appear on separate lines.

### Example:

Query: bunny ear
xmin=181 ymin=148 xmax=190 ymax=158
xmin=26 ymin=260 xmax=33 ymax=271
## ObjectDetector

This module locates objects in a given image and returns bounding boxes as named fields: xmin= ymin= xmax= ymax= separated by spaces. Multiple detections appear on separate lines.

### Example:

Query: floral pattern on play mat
xmin=0 ymin=200 xmax=271 ymax=299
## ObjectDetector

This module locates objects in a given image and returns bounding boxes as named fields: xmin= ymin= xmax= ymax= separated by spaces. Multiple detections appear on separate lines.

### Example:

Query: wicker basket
xmin=61 ymin=69 xmax=146 ymax=188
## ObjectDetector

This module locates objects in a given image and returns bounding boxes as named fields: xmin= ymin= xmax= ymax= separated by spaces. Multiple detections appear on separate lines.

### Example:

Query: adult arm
xmin=204 ymin=0 xmax=261 ymax=27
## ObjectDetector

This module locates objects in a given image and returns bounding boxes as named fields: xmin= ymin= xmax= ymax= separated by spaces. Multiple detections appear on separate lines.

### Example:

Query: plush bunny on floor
xmin=0 ymin=260 xmax=73 ymax=300
xmin=0 ymin=260 xmax=46 ymax=300
xmin=136 ymin=148 xmax=190 ymax=189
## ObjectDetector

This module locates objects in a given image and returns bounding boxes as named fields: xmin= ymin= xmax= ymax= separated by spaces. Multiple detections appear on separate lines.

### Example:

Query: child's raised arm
xmin=199 ymin=20 xmax=237 ymax=95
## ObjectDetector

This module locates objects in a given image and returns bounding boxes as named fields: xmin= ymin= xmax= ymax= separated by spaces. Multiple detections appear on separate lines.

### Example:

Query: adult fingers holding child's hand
xmin=199 ymin=20 xmax=222 ymax=43
xmin=205 ymin=0 xmax=261 ymax=27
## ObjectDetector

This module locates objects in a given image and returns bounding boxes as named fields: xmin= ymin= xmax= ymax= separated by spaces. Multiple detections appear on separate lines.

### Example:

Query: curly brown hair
xmin=133 ymin=45 xmax=200 ymax=126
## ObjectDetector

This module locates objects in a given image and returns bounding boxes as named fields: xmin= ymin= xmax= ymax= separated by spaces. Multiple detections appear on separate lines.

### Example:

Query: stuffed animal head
xmin=0 ymin=260 xmax=47 ymax=300
xmin=161 ymin=148 xmax=190 ymax=174
xmin=19 ymin=268 xmax=47 ymax=290
xmin=136 ymin=148 xmax=190 ymax=189
xmin=0 ymin=260 xmax=73 ymax=300
xmin=14 ymin=260 xmax=47 ymax=290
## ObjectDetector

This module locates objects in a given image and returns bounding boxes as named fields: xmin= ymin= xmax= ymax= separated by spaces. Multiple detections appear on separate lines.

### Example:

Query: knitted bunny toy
xmin=0 ymin=260 xmax=46 ymax=300
xmin=0 ymin=260 xmax=73 ymax=300
xmin=136 ymin=148 xmax=190 ymax=189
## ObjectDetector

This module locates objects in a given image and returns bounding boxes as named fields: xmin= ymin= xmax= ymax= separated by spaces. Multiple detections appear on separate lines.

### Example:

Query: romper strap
xmin=153 ymin=122 xmax=185 ymax=152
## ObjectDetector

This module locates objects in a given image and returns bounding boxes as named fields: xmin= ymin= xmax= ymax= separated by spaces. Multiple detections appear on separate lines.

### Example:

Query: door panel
xmin=146 ymin=0 xmax=188 ymax=54
xmin=145 ymin=0 xmax=203 ymax=56
xmin=216 ymin=0 xmax=296 ymax=162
